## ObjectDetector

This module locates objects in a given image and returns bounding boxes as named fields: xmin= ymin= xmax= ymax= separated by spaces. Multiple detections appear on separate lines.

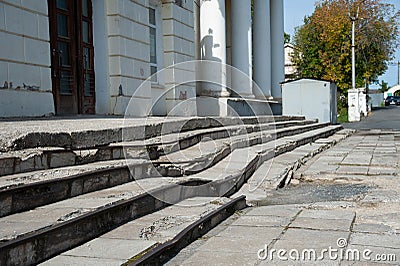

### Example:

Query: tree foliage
xmin=379 ymin=80 xmax=388 ymax=92
xmin=291 ymin=0 xmax=400 ymax=92
xmin=284 ymin=32 xmax=291 ymax=44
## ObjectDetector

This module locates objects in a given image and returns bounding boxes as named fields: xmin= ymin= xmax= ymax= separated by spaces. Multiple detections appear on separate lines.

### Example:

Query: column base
xmin=200 ymin=89 xmax=231 ymax=98
xmin=230 ymin=91 xmax=256 ymax=99
xmin=196 ymin=96 xmax=282 ymax=116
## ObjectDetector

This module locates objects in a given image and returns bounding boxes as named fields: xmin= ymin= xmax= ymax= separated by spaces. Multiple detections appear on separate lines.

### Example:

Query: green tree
xmin=284 ymin=32 xmax=291 ymax=44
xmin=379 ymin=80 xmax=388 ymax=93
xmin=292 ymin=0 xmax=400 ymax=92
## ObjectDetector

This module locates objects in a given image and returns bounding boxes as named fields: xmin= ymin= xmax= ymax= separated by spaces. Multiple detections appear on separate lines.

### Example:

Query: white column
xmin=270 ymin=0 xmax=284 ymax=99
xmin=194 ymin=0 xmax=201 ymax=61
xmin=253 ymin=0 xmax=272 ymax=98
xmin=199 ymin=0 xmax=230 ymax=97
xmin=231 ymin=0 xmax=253 ymax=98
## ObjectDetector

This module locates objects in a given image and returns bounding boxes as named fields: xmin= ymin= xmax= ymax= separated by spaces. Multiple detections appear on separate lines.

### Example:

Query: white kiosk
xmin=282 ymin=78 xmax=337 ymax=124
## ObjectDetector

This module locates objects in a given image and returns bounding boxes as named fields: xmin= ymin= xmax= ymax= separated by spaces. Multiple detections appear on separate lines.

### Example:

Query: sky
xmin=284 ymin=0 xmax=400 ymax=89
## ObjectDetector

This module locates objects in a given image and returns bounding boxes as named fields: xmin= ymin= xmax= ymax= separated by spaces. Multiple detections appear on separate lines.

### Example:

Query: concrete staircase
xmin=0 ymin=116 xmax=344 ymax=265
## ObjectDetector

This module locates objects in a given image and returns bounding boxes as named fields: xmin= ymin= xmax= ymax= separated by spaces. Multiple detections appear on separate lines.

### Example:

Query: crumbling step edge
xmin=0 ymin=119 xmax=315 ymax=177
xmin=126 ymin=195 xmax=247 ymax=266
xmin=5 ymin=116 xmax=305 ymax=152
xmin=249 ymin=129 xmax=355 ymax=207
xmin=0 ymin=179 xmax=211 ymax=266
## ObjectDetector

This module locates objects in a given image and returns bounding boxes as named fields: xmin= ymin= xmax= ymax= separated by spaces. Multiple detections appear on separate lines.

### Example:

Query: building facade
xmin=0 ymin=0 xmax=284 ymax=117
xmin=284 ymin=44 xmax=297 ymax=81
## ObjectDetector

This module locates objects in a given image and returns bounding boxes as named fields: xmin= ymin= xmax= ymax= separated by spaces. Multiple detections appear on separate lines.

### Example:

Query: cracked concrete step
xmin=0 ymin=159 xmax=156 ymax=217
xmin=0 ymin=116 xmax=305 ymax=152
xmin=0 ymin=122 xmax=330 ymax=217
xmin=0 ymin=177 xmax=169 ymax=243
xmin=156 ymin=121 xmax=326 ymax=175
xmin=0 ymin=178 xmax=212 ymax=265
xmin=0 ymin=125 xmax=342 ymax=265
xmin=41 ymin=196 xmax=246 ymax=266
xmin=0 ymin=125 xmax=342 ymax=236
xmin=0 ymin=173 xmax=248 ymax=247
xmin=0 ymin=119 xmax=316 ymax=177
xmin=189 ymin=125 xmax=344 ymax=183
xmin=0 ymin=182 xmax=246 ymax=266
xmin=42 ymin=128 xmax=349 ymax=266
xmin=233 ymin=129 xmax=355 ymax=204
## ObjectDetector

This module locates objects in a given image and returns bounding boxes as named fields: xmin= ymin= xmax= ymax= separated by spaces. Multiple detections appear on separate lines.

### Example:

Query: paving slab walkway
xmin=167 ymin=130 xmax=400 ymax=265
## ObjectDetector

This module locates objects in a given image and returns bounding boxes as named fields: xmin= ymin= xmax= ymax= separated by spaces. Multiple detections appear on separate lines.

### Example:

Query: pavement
xmin=167 ymin=129 xmax=400 ymax=265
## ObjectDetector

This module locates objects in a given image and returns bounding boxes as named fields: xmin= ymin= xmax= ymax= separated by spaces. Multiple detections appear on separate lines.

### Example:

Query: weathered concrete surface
xmin=0 ymin=116 xmax=305 ymax=152
xmin=168 ymin=130 xmax=400 ymax=265
xmin=0 ymin=119 xmax=313 ymax=176
xmin=0 ymin=124 xmax=342 ymax=218
xmin=0 ymin=125 xmax=343 ymax=241
xmin=41 ymin=197 xmax=234 ymax=265
xmin=0 ymin=116 xmax=346 ymax=265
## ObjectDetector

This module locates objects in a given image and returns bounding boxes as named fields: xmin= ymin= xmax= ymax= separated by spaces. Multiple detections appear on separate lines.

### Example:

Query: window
xmin=149 ymin=7 xmax=157 ymax=82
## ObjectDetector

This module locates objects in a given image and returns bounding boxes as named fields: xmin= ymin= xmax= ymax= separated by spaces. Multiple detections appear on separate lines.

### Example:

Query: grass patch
xmin=337 ymin=106 xmax=348 ymax=124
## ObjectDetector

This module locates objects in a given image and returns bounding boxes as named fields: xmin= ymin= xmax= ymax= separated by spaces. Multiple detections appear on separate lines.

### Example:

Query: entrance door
xmin=48 ymin=0 xmax=95 ymax=115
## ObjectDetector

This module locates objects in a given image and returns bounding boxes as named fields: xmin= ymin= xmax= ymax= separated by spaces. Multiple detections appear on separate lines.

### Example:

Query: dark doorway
xmin=48 ymin=0 xmax=95 ymax=115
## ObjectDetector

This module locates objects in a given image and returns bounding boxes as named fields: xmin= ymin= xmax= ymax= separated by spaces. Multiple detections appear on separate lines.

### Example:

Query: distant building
xmin=284 ymin=44 xmax=297 ymax=81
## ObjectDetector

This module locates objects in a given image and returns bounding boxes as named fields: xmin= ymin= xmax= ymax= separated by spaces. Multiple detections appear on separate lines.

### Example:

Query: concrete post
xmin=199 ymin=0 xmax=230 ymax=97
xmin=270 ymin=0 xmax=284 ymax=99
xmin=253 ymin=0 xmax=272 ymax=98
xmin=231 ymin=0 xmax=254 ymax=98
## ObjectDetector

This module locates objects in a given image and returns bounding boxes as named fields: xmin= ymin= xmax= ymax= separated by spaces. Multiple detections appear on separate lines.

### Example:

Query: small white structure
xmin=348 ymin=88 xmax=368 ymax=122
xmin=282 ymin=78 xmax=337 ymax=124
xmin=348 ymin=89 xmax=360 ymax=122
xmin=358 ymin=88 xmax=368 ymax=116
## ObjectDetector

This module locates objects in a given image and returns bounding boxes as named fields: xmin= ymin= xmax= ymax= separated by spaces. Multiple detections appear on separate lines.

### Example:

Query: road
xmin=343 ymin=105 xmax=400 ymax=130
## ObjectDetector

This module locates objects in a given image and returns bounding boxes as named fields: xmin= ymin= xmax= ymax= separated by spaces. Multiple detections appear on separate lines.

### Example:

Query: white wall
xmin=162 ymin=0 xmax=196 ymax=116
xmin=369 ymin=92 xmax=384 ymax=108
xmin=106 ymin=0 xmax=152 ymax=116
xmin=0 ymin=0 xmax=54 ymax=117
xmin=0 ymin=89 xmax=54 ymax=117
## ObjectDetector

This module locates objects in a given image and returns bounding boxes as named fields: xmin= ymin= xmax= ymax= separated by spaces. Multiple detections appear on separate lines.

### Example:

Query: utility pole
xmin=347 ymin=1 xmax=364 ymax=122
xmin=398 ymin=61 xmax=400 ymax=85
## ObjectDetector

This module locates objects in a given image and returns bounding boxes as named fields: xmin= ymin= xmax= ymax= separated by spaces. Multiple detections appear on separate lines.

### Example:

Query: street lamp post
xmin=349 ymin=6 xmax=359 ymax=91
xmin=351 ymin=17 xmax=356 ymax=90
xmin=347 ymin=1 xmax=363 ymax=122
